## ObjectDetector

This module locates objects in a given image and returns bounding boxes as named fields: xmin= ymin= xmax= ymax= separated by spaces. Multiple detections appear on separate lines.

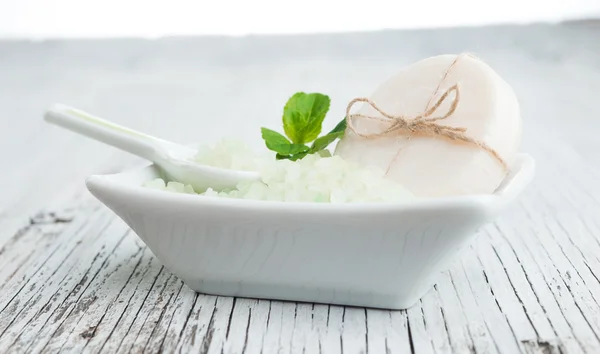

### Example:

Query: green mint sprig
xmin=260 ymin=92 xmax=347 ymax=161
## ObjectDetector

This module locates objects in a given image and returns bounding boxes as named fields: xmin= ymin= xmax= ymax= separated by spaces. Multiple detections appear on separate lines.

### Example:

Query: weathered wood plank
xmin=447 ymin=264 xmax=500 ymax=354
xmin=235 ymin=299 xmax=271 ymax=354
xmin=11 ymin=221 xmax=130 ymax=352
xmin=366 ymin=308 xmax=412 ymax=353
xmin=127 ymin=275 xmax=185 ymax=353
xmin=460 ymin=244 xmax=523 ymax=353
xmin=420 ymin=288 xmax=452 ymax=353
xmin=340 ymin=307 xmax=367 ymax=354
xmin=152 ymin=286 xmax=200 ymax=353
xmin=322 ymin=306 xmax=345 ymax=354
xmin=0 ymin=209 xmax=114 ymax=351
xmin=515 ymin=203 xmax=600 ymax=352
xmin=485 ymin=224 xmax=566 ymax=351
xmin=433 ymin=275 xmax=478 ymax=353
xmin=202 ymin=297 xmax=235 ymax=353
xmin=174 ymin=294 xmax=219 ymax=352
xmin=82 ymin=254 xmax=165 ymax=353
xmin=473 ymin=231 xmax=541 ymax=348
xmin=220 ymin=299 xmax=255 ymax=354
xmin=495 ymin=219 xmax=589 ymax=354
xmin=43 ymin=238 xmax=151 ymax=353
xmin=111 ymin=268 xmax=178 ymax=354
xmin=406 ymin=300 xmax=434 ymax=354
xmin=289 ymin=303 xmax=315 ymax=353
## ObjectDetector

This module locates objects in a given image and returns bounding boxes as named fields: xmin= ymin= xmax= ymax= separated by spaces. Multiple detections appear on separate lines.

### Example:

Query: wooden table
xmin=1 ymin=21 xmax=600 ymax=353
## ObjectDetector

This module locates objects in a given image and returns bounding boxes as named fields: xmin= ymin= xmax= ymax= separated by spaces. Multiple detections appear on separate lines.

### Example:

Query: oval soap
xmin=334 ymin=54 xmax=521 ymax=197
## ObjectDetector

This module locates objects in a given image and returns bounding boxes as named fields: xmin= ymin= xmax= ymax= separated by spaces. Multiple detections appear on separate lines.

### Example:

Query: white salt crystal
xmin=143 ymin=138 xmax=415 ymax=203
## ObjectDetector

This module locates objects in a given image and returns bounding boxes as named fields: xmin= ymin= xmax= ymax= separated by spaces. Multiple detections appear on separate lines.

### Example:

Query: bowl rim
xmin=85 ymin=153 xmax=535 ymax=214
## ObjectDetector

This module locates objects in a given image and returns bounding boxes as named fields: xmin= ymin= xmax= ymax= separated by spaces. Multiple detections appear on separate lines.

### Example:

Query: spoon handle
xmin=44 ymin=104 xmax=161 ymax=162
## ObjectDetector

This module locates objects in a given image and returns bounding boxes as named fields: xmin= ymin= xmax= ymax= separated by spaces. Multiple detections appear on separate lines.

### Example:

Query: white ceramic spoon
xmin=44 ymin=104 xmax=261 ymax=192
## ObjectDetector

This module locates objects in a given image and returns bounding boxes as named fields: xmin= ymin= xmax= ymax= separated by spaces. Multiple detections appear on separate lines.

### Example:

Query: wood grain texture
xmin=1 ymin=20 xmax=600 ymax=353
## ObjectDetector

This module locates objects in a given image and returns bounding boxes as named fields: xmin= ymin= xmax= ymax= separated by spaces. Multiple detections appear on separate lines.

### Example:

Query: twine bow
xmin=345 ymin=54 xmax=507 ymax=172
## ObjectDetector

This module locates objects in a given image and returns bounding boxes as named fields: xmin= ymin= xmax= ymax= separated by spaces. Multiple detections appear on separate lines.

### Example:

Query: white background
xmin=1 ymin=0 xmax=600 ymax=39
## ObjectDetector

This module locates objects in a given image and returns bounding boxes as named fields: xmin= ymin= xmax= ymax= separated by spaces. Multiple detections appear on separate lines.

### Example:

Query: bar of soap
xmin=335 ymin=54 xmax=521 ymax=197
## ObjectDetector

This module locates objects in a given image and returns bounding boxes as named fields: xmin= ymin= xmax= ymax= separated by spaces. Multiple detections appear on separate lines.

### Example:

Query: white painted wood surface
xmin=1 ymin=21 xmax=600 ymax=353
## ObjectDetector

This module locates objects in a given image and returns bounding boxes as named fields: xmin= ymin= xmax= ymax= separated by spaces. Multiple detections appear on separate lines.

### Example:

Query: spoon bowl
xmin=44 ymin=104 xmax=261 ymax=192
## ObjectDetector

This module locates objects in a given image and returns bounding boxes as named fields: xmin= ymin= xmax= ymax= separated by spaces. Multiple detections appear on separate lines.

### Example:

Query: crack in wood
xmin=523 ymin=204 xmax=600 ymax=344
xmin=143 ymin=283 xmax=179 ymax=352
xmin=30 ymin=211 xmax=74 ymax=225
xmin=156 ymin=282 xmax=186 ymax=353
xmin=445 ymin=270 xmax=480 ymax=352
xmin=520 ymin=339 xmax=562 ymax=354
xmin=124 ymin=270 xmax=175 ymax=352
xmin=364 ymin=308 xmax=369 ymax=354
xmin=174 ymin=292 xmax=199 ymax=350
xmin=114 ymin=265 xmax=165 ymax=352
xmin=242 ymin=308 xmax=252 ymax=354
xmin=515 ymin=200 xmax=592 ymax=352
xmin=79 ymin=325 xmax=97 ymax=339
xmin=406 ymin=313 xmax=415 ymax=354
xmin=79 ymin=248 xmax=147 ymax=351
xmin=199 ymin=300 xmax=218 ymax=353
xmin=225 ymin=298 xmax=237 ymax=340
xmin=48 ymin=230 xmax=130 ymax=352
xmin=492 ymin=223 xmax=565 ymax=344
xmin=201 ymin=327 xmax=215 ymax=354
xmin=94 ymin=252 xmax=157 ymax=353
xmin=436 ymin=293 xmax=453 ymax=350
xmin=489 ymin=241 xmax=542 ymax=339
xmin=478 ymin=256 xmax=523 ymax=350
xmin=460 ymin=257 xmax=505 ymax=354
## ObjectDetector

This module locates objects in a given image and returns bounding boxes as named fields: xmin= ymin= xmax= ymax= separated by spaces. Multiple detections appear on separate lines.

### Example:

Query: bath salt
xmin=192 ymin=138 xmax=271 ymax=171
xmin=142 ymin=140 xmax=415 ymax=203
xmin=144 ymin=179 xmax=196 ymax=194
xmin=335 ymin=53 xmax=521 ymax=197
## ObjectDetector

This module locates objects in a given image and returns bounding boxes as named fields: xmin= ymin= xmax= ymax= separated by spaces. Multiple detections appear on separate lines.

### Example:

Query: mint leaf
xmin=263 ymin=93 xmax=344 ymax=161
xmin=288 ymin=151 xmax=309 ymax=161
xmin=282 ymin=92 xmax=331 ymax=144
xmin=328 ymin=117 xmax=348 ymax=135
xmin=309 ymin=117 xmax=347 ymax=153
xmin=276 ymin=151 xmax=309 ymax=161
xmin=309 ymin=132 xmax=343 ymax=153
xmin=317 ymin=149 xmax=332 ymax=158
xmin=262 ymin=127 xmax=290 ymax=146
xmin=261 ymin=128 xmax=309 ymax=155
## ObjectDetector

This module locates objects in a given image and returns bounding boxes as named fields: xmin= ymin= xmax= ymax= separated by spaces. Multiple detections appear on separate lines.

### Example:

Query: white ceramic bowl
xmin=86 ymin=154 xmax=535 ymax=310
